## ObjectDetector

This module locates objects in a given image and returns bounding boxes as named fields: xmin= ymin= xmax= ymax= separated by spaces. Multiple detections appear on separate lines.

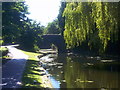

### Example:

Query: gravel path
xmin=2 ymin=46 xmax=28 ymax=88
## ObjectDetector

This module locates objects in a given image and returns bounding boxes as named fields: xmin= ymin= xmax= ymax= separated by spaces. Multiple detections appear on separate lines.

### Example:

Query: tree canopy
xmin=63 ymin=2 xmax=120 ymax=53
xmin=2 ymin=2 xmax=44 ymax=51
xmin=58 ymin=2 xmax=66 ymax=35
xmin=2 ymin=2 xmax=29 ymax=44
xmin=44 ymin=19 xmax=61 ymax=34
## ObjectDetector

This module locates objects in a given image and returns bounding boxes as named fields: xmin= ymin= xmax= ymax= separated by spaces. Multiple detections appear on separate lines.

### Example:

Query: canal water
xmin=40 ymin=53 xmax=120 ymax=89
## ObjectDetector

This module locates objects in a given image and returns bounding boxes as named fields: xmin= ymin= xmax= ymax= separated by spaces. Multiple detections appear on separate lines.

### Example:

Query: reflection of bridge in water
xmin=40 ymin=34 xmax=66 ymax=53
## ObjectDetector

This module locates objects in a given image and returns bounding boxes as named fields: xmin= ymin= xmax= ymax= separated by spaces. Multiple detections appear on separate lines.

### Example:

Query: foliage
xmin=44 ymin=19 xmax=61 ymax=34
xmin=0 ymin=37 xmax=3 ymax=45
xmin=0 ymin=47 xmax=8 ymax=57
xmin=2 ymin=2 xmax=44 ymax=51
xmin=63 ymin=2 xmax=120 ymax=53
xmin=2 ymin=2 xmax=29 ymax=44
xmin=44 ymin=2 xmax=66 ymax=35
xmin=19 ymin=19 xmax=43 ymax=51
xmin=58 ymin=2 xmax=66 ymax=35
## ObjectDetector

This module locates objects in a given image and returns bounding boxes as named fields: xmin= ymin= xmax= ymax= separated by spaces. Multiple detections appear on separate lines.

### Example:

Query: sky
xmin=25 ymin=0 xmax=61 ymax=26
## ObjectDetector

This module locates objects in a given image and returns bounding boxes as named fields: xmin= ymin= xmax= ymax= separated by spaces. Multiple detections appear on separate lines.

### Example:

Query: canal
xmin=40 ymin=53 xmax=120 ymax=89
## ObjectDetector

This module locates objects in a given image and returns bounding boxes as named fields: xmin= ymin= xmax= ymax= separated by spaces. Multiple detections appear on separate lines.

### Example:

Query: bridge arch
xmin=40 ymin=34 xmax=66 ymax=53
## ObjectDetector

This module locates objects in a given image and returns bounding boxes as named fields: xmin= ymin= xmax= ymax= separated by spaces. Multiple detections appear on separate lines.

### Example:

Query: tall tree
xmin=2 ymin=2 xmax=44 ymax=51
xmin=2 ymin=2 xmax=29 ymax=44
xmin=63 ymin=2 xmax=120 ymax=54
xmin=58 ymin=2 xmax=66 ymax=35
xmin=20 ymin=19 xmax=43 ymax=51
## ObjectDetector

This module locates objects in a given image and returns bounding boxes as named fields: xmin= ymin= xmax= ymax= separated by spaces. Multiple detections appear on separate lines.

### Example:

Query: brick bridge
xmin=40 ymin=34 xmax=66 ymax=53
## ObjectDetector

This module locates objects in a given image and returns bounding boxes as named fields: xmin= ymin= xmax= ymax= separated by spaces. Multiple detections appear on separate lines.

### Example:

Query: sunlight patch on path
xmin=2 ymin=46 xmax=28 ymax=88
xmin=7 ymin=46 xmax=28 ymax=59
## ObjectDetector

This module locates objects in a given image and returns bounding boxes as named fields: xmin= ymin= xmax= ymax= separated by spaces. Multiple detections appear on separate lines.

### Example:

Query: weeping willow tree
xmin=63 ymin=1 xmax=119 ymax=53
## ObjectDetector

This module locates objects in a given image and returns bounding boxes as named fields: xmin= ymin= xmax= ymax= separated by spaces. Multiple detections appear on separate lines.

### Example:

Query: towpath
xmin=1 ymin=46 xmax=28 ymax=88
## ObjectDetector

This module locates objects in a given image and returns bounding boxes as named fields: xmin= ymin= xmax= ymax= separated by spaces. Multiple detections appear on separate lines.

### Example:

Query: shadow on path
xmin=2 ymin=46 xmax=28 ymax=88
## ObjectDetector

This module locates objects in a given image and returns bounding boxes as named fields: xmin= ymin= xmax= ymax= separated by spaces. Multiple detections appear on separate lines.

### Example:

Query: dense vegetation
xmin=2 ymin=2 xmax=64 ymax=51
xmin=2 ymin=2 xmax=44 ymax=51
xmin=58 ymin=2 xmax=66 ymax=35
xmin=62 ymin=2 xmax=120 ymax=54
xmin=44 ymin=19 xmax=61 ymax=34
xmin=2 ymin=2 xmax=120 ymax=55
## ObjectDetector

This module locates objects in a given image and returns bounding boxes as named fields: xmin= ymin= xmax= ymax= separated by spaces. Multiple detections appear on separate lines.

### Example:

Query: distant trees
xmin=44 ymin=19 xmax=61 ymax=34
xmin=44 ymin=2 xmax=66 ymax=35
xmin=62 ymin=2 xmax=120 ymax=54
xmin=3 ymin=2 xmax=119 ymax=54
xmin=2 ymin=2 xmax=44 ymax=51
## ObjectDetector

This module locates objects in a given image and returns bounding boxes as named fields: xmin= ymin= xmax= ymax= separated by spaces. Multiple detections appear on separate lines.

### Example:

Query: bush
xmin=0 ymin=47 xmax=9 ymax=56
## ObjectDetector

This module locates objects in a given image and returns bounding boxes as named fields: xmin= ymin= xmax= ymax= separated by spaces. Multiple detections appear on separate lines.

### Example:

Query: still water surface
xmin=40 ymin=54 xmax=120 ymax=89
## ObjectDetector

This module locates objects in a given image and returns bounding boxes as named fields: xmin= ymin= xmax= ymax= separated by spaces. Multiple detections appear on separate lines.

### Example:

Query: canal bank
xmin=8 ymin=47 xmax=119 ymax=89
xmin=37 ymin=51 xmax=120 ymax=89
xmin=21 ymin=49 xmax=54 ymax=88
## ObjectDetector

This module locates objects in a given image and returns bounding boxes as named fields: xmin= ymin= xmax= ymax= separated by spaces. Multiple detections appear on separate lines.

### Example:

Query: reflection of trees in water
xmin=64 ymin=56 xmax=119 ymax=88
xmin=64 ymin=57 xmax=87 ymax=88
xmin=46 ymin=54 xmax=67 ymax=84
xmin=44 ymin=54 xmax=119 ymax=88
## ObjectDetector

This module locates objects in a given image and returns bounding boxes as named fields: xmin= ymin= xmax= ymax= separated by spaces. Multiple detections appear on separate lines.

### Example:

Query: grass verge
xmin=0 ymin=47 xmax=8 ymax=59
xmin=0 ymin=47 xmax=7 ymax=51
xmin=21 ymin=50 xmax=45 ymax=88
